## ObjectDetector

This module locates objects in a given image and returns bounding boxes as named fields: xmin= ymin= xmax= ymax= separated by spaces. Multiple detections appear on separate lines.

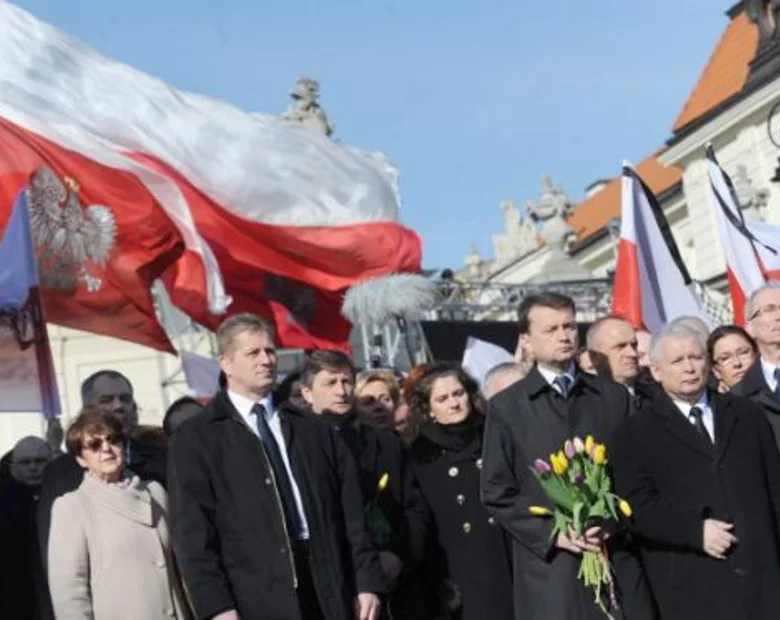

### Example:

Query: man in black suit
xmin=481 ymin=292 xmax=654 ymax=620
xmin=586 ymin=316 xmax=659 ymax=412
xmin=168 ymin=313 xmax=384 ymax=620
xmin=611 ymin=322 xmax=780 ymax=620
xmin=299 ymin=349 xmax=429 ymax=619
xmin=732 ymin=282 xmax=780 ymax=450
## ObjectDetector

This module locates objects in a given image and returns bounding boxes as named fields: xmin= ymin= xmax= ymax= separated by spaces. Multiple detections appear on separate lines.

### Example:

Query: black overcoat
xmin=410 ymin=417 xmax=514 ymax=620
xmin=481 ymin=368 xmax=655 ymax=620
xmin=167 ymin=391 xmax=384 ymax=620
xmin=326 ymin=414 xmax=429 ymax=619
xmin=731 ymin=360 xmax=780 ymax=452
xmin=611 ymin=390 xmax=780 ymax=620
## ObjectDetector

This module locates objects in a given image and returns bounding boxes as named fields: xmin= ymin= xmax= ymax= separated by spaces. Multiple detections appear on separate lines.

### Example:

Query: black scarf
xmin=420 ymin=414 xmax=484 ymax=453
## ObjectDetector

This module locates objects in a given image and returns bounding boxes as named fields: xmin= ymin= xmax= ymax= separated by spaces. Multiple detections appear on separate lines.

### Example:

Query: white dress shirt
xmin=672 ymin=392 xmax=715 ymax=442
xmin=537 ymin=363 xmax=577 ymax=395
xmin=761 ymin=357 xmax=780 ymax=393
xmin=228 ymin=390 xmax=310 ymax=539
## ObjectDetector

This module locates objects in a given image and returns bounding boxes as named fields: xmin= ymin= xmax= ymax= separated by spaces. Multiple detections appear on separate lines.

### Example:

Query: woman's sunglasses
xmin=82 ymin=435 xmax=123 ymax=452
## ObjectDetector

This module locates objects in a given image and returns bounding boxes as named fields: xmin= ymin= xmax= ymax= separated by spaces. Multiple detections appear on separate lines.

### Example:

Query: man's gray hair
xmin=745 ymin=281 xmax=780 ymax=321
xmin=668 ymin=316 xmax=710 ymax=342
xmin=484 ymin=362 xmax=526 ymax=387
xmin=217 ymin=313 xmax=276 ymax=356
xmin=649 ymin=322 xmax=706 ymax=364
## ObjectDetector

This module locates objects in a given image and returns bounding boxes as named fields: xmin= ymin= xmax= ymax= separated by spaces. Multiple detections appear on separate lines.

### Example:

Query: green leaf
xmin=573 ymin=501 xmax=584 ymax=535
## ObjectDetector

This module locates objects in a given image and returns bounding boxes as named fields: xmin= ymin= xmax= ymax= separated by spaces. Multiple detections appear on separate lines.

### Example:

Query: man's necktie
xmin=774 ymin=368 xmax=780 ymax=402
xmin=689 ymin=406 xmax=711 ymax=443
xmin=251 ymin=403 xmax=304 ymax=539
xmin=553 ymin=375 xmax=572 ymax=399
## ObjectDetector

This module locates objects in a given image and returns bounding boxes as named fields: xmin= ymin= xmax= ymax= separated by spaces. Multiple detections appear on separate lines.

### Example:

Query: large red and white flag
xmin=0 ymin=190 xmax=61 ymax=417
xmin=0 ymin=4 xmax=422 ymax=352
xmin=612 ymin=163 xmax=710 ymax=333
xmin=706 ymin=145 xmax=769 ymax=324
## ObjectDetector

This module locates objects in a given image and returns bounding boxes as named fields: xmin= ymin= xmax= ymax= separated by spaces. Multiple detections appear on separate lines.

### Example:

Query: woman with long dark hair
xmin=408 ymin=363 xmax=512 ymax=620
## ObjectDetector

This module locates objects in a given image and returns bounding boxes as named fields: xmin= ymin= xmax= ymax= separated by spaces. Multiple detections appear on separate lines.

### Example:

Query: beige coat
xmin=48 ymin=473 xmax=192 ymax=620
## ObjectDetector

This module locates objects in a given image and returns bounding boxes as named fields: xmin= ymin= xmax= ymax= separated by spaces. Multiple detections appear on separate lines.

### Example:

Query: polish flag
xmin=0 ymin=4 xmax=422 ymax=352
xmin=705 ymin=145 xmax=770 ymax=324
xmin=612 ymin=163 xmax=709 ymax=333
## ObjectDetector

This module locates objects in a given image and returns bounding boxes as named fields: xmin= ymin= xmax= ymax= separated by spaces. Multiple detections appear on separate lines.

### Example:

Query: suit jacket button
xmin=265 ymin=477 xmax=272 ymax=485
xmin=456 ymin=494 xmax=466 ymax=505
xmin=462 ymin=522 xmax=472 ymax=533
xmin=448 ymin=467 xmax=459 ymax=477
xmin=488 ymin=517 xmax=496 ymax=526
xmin=280 ymin=548 xmax=288 ymax=555
xmin=476 ymin=458 xmax=483 ymax=470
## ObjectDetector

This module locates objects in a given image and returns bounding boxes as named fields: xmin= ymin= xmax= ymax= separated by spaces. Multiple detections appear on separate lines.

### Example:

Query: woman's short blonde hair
xmin=355 ymin=370 xmax=401 ymax=409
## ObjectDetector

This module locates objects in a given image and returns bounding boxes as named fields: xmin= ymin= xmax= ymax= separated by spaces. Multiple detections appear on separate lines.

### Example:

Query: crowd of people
xmin=2 ymin=283 xmax=780 ymax=619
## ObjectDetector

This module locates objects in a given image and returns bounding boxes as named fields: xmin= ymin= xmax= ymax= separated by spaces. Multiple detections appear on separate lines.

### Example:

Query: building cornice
xmin=661 ymin=75 xmax=780 ymax=167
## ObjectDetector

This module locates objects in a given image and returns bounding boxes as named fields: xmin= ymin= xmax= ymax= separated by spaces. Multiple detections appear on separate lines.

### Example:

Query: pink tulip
xmin=534 ymin=459 xmax=551 ymax=474
xmin=564 ymin=439 xmax=576 ymax=460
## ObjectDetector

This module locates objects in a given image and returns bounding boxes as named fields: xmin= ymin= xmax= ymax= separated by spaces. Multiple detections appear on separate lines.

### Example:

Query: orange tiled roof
xmin=567 ymin=152 xmax=681 ymax=243
xmin=672 ymin=11 xmax=758 ymax=134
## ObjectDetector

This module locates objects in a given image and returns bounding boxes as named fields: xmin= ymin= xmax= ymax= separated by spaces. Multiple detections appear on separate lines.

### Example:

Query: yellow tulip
xmin=593 ymin=444 xmax=607 ymax=465
xmin=377 ymin=473 xmax=390 ymax=492
xmin=529 ymin=505 xmax=552 ymax=516
xmin=585 ymin=435 xmax=595 ymax=456
xmin=552 ymin=451 xmax=568 ymax=475
xmin=619 ymin=499 xmax=632 ymax=518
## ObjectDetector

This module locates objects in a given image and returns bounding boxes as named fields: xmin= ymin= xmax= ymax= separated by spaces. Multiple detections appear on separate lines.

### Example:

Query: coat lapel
xmin=655 ymin=393 xmax=713 ymax=459
xmin=712 ymin=392 xmax=738 ymax=462
xmin=740 ymin=362 xmax=780 ymax=415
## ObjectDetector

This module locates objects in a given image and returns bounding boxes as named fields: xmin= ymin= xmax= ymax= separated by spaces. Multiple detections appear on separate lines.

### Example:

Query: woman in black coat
xmin=408 ymin=363 xmax=513 ymax=620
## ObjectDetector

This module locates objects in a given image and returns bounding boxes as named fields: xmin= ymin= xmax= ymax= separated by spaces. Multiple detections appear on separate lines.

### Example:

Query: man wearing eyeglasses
xmin=732 ymin=282 xmax=780 ymax=452
xmin=0 ymin=436 xmax=52 ymax=619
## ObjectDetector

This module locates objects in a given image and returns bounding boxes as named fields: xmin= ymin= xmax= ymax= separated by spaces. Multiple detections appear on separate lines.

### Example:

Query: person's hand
xmin=355 ymin=592 xmax=381 ymax=620
xmin=703 ymin=519 xmax=738 ymax=559
xmin=379 ymin=550 xmax=403 ymax=588
xmin=211 ymin=610 xmax=240 ymax=620
xmin=556 ymin=527 xmax=602 ymax=555
xmin=584 ymin=525 xmax=611 ymax=547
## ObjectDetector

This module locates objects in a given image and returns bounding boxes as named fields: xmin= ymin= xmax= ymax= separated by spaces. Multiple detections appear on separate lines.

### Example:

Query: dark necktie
xmin=251 ymin=403 xmax=304 ymax=539
xmin=553 ymin=375 xmax=572 ymax=399
xmin=689 ymin=406 xmax=711 ymax=443
xmin=774 ymin=368 xmax=780 ymax=402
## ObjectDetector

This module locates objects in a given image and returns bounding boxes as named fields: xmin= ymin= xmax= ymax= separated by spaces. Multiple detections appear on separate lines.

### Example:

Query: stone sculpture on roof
xmin=527 ymin=175 xmax=574 ymax=247
xmin=283 ymin=77 xmax=334 ymax=137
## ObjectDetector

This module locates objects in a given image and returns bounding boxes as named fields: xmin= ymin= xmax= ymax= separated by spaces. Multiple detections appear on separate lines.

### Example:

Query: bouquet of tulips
xmin=529 ymin=436 xmax=631 ymax=618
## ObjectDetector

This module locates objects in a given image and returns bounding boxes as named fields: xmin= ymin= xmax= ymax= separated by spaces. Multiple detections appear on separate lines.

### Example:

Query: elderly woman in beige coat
xmin=48 ymin=408 xmax=191 ymax=620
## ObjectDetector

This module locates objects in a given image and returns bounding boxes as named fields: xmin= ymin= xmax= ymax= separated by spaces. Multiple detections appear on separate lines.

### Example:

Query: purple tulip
xmin=573 ymin=471 xmax=585 ymax=484
xmin=534 ymin=459 xmax=551 ymax=474
xmin=564 ymin=439 xmax=576 ymax=460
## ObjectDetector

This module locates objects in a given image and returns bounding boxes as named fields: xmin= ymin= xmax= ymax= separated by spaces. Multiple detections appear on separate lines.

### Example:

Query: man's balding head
xmin=586 ymin=316 xmax=639 ymax=386
xmin=10 ymin=436 xmax=51 ymax=488
xmin=81 ymin=370 xmax=138 ymax=432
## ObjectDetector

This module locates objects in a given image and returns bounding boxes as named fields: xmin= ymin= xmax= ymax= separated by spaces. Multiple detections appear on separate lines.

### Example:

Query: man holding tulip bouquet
xmin=610 ymin=322 xmax=780 ymax=620
xmin=481 ymin=293 xmax=655 ymax=620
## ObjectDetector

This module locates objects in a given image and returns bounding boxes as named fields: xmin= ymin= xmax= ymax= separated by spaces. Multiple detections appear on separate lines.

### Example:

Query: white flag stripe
xmin=0 ymin=4 xmax=401 ymax=228
xmin=706 ymin=153 xmax=765 ymax=298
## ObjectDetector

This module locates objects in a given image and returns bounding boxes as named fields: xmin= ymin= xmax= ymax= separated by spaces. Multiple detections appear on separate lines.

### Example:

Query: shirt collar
xmin=537 ymin=362 xmax=576 ymax=388
xmin=761 ymin=357 xmax=780 ymax=387
xmin=227 ymin=389 xmax=274 ymax=420
xmin=672 ymin=391 xmax=709 ymax=417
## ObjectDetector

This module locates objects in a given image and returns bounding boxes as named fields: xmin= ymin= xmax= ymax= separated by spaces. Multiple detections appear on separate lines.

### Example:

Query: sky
xmin=15 ymin=0 xmax=731 ymax=272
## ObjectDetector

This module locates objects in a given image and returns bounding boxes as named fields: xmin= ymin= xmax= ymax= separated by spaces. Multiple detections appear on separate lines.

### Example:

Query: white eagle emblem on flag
xmin=25 ymin=167 xmax=117 ymax=292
